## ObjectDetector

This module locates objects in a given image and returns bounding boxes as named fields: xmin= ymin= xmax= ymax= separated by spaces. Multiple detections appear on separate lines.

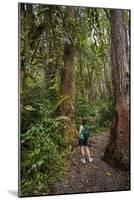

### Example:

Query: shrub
xmin=21 ymin=117 xmax=70 ymax=196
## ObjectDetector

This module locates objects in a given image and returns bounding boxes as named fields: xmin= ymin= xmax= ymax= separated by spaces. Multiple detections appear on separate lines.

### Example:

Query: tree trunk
xmin=103 ymin=10 xmax=129 ymax=170
xmin=40 ymin=8 xmax=58 ymax=100
xmin=20 ymin=3 xmax=35 ymax=103
xmin=60 ymin=7 xmax=78 ymax=144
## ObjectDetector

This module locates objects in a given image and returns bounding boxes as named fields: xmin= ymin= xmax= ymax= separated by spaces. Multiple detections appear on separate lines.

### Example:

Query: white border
xmin=0 ymin=0 xmax=133 ymax=200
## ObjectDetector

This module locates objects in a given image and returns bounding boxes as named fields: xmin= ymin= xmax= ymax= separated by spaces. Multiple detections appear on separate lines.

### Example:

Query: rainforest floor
xmin=49 ymin=132 xmax=130 ymax=195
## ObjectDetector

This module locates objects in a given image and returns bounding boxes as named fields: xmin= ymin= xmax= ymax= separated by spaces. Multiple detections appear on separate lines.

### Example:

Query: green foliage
xmin=24 ymin=105 xmax=36 ymax=111
xmin=21 ymin=80 xmax=70 ymax=196
xmin=76 ymin=96 xmax=115 ymax=133
xmin=21 ymin=117 xmax=70 ymax=196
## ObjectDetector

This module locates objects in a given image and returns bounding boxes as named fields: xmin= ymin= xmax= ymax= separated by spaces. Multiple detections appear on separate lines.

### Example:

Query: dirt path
xmin=50 ymin=133 xmax=130 ymax=195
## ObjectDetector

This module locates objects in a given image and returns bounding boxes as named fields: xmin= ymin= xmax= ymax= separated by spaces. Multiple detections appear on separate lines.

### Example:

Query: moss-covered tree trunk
xmin=104 ymin=10 xmax=129 ymax=170
xmin=60 ymin=7 xmax=78 ymax=143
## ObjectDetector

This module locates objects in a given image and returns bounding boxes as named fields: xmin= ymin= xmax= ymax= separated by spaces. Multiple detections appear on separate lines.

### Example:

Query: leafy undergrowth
xmin=76 ymin=97 xmax=115 ymax=134
xmin=50 ymin=133 xmax=130 ymax=195
xmin=20 ymin=118 xmax=72 ymax=197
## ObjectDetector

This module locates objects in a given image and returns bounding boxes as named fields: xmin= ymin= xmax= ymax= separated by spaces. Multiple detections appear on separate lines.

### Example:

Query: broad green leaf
xmin=37 ymin=160 xmax=44 ymax=166
xmin=24 ymin=105 xmax=36 ymax=111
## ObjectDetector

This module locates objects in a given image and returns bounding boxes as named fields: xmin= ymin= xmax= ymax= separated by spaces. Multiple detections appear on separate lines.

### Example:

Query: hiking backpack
xmin=80 ymin=125 xmax=90 ymax=140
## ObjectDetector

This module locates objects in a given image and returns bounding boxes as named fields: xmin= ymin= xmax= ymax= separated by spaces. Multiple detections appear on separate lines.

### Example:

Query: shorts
xmin=79 ymin=138 xmax=88 ymax=146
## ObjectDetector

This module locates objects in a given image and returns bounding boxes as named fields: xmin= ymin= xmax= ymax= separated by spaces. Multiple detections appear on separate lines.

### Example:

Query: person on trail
xmin=79 ymin=117 xmax=93 ymax=164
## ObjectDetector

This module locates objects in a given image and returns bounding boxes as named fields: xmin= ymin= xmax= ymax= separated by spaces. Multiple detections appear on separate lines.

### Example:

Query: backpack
xmin=80 ymin=125 xmax=90 ymax=140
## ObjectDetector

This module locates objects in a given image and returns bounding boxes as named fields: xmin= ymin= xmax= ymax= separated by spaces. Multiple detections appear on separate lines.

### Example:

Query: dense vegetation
xmin=19 ymin=4 xmax=130 ymax=196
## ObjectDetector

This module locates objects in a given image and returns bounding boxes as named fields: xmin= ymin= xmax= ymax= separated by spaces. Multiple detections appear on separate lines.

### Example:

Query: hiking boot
xmin=81 ymin=158 xmax=86 ymax=163
xmin=89 ymin=157 xmax=93 ymax=163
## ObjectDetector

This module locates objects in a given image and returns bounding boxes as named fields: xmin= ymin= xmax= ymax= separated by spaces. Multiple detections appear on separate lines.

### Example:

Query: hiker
xmin=79 ymin=117 xmax=93 ymax=163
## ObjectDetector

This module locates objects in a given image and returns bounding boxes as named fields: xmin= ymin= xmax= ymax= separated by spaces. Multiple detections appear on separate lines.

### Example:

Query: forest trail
xmin=50 ymin=133 xmax=130 ymax=195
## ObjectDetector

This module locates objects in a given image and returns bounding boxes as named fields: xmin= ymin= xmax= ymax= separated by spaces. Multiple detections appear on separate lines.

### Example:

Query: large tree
xmin=59 ymin=7 xmax=78 ymax=143
xmin=104 ymin=9 xmax=129 ymax=170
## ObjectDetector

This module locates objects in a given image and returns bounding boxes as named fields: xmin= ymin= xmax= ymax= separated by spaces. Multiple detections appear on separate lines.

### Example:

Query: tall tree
xmin=59 ymin=7 xmax=78 ymax=143
xmin=104 ymin=9 xmax=129 ymax=170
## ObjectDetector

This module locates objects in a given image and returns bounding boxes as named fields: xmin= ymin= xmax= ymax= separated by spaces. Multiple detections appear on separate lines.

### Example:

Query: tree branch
xmin=29 ymin=40 xmax=40 ymax=64
xmin=104 ymin=9 xmax=111 ymax=21
xmin=56 ymin=7 xmax=76 ymax=48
